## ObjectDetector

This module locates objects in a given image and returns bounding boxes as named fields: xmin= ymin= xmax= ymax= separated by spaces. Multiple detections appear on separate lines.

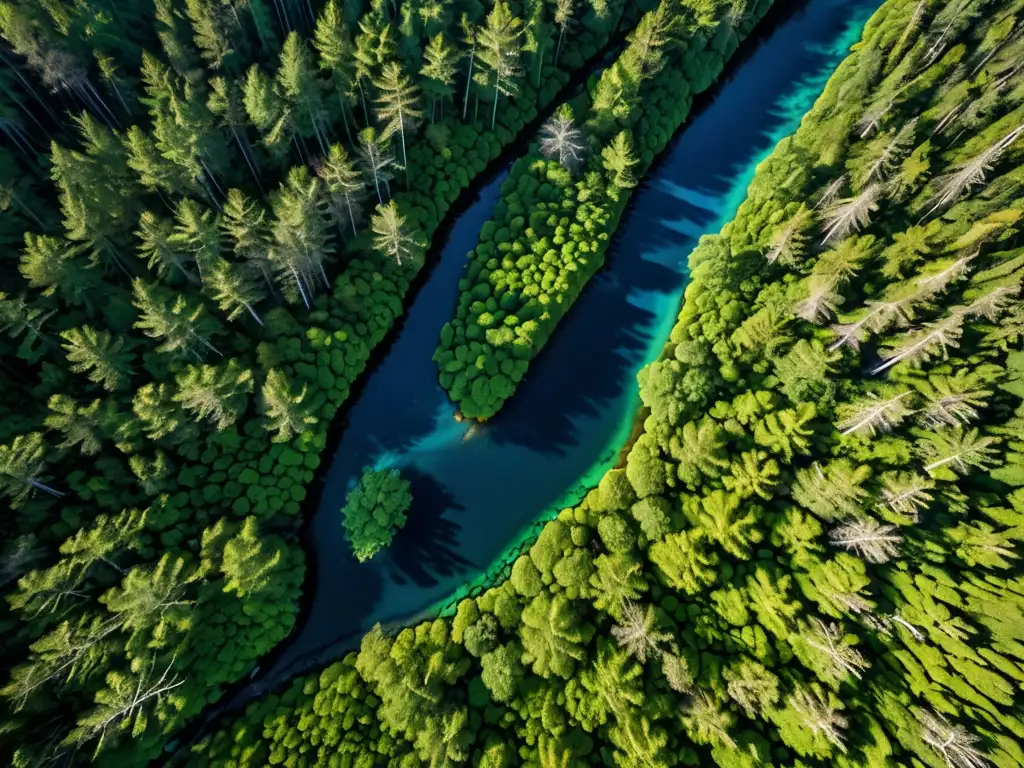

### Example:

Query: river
xmin=248 ymin=0 xmax=881 ymax=692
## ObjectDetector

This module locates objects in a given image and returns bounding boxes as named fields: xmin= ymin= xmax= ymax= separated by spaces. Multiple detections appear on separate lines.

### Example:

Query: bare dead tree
xmin=871 ymin=313 xmax=965 ymax=374
xmin=813 ymin=174 xmax=847 ymax=211
xmin=821 ymin=184 xmax=881 ymax=244
xmin=67 ymin=656 xmax=186 ymax=753
xmin=830 ymin=518 xmax=903 ymax=563
xmin=611 ymin=601 xmax=675 ymax=663
xmin=924 ymin=126 xmax=1024 ymax=217
xmin=661 ymin=653 xmax=693 ymax=693
xmin=790 ymin=687 xmax=848 ymax=753
xmin=838 ymin=391 xmax=916 ymax=436
xmin=805 ymin=619 xmax=871 ymax=681
xmin=797 ymin=276 xmax=844 ymax=324
xmin=914 ymin=252 xmax=975 ymax=298
xmin=538 ymin=107 xmax=585 ymax=173
xmin=918 ymin=710 xmax=990 ymax=768
xmin=829 ymin=295 xmax=916 ymax=351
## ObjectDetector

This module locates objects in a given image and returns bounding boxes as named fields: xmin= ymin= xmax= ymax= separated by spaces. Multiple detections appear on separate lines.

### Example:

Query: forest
xmin=0 ymin=0 xmax=644 ymax=762
xmin=2 ymin=0 xmax=1023 ymax=766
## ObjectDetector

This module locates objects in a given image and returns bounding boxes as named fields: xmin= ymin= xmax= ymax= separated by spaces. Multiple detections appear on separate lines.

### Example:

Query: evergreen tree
xmin=316 ymin=143 xmax=367 ymax=238
xmin=220 ymin=188 xmax=275 ymax=292
xmin=173 ymin=360 xmax=254 ymax=429
xmin=208 ymin=76 xmax=263 ymax=188
xmin=476 ymin=1 xmax=524 ymax=130
xmin=277 ymin=31 xmax=328 ymax=153
xmin=205 ymin=258 xmax=267 ymax=325
xmin=270 ymin=167 xmax=334 ymax=307
xmin=261 ymin=368 xmax=318 ymax=441
xmin=60 ymin=326 xmax=134 ymax=391
xmin=132 ymin=279 xmax=223 ymax=359
xmin=136 ymin=211 xmax=198 ymax=283
xmin=374 ymin=61 xmax=423 ymax=186
xmin=0 ymin=433 xmax=63 ymax=507
xmin=601 ymin=130 xmax=639 ymax=198
xmin=357 ymin=126 xmax=395 ymax=204
xmin=371 ymin=200 xmax=423 ymax=267
xmin=313 ymin=0 xmax=357 ymax=141
xmin=420 ymin=34 xmax=459 ymax=121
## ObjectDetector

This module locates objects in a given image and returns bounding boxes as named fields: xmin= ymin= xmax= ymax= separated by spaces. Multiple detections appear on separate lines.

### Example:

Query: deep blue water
xmin=261 ymin=0 xmax=882 ymax=683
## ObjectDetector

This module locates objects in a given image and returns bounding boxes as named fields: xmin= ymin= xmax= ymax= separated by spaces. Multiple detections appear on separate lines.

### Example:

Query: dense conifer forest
xmin=2 ymin=0 xmax=1023 ymax=766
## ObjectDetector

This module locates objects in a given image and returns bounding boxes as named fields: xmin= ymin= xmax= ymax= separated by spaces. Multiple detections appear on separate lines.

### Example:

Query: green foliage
xmin=341 ymin=468 xmax=412 ymax=562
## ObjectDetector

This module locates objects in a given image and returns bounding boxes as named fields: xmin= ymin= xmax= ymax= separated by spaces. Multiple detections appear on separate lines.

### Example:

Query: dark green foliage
xmin=341 ymin=467 xmax=412 ymax=562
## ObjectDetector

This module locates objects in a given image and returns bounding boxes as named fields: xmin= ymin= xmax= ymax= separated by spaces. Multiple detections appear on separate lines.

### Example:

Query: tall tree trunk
xmin=462 ymin=43 xmax=476 ymax=120
xmin=339 ymin=94 xmax=354 ymax=142
xmin=398 ymin=103 xmax=409 ymax=187
xmin=345 ymin=193 xmax=357 ymax=237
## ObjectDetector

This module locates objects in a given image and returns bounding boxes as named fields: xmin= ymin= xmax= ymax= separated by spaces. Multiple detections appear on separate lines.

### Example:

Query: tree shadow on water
xmin=385 ymin=466 xmax=474 ymax=588
xmin=487 ymin=196 xmax=713 ymax=457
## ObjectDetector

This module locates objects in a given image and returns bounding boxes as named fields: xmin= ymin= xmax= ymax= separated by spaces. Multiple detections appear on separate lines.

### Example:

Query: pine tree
xmin=132 ymin=279 xmax=223 ymax=359
xmin=208 ymin=77 xmax=263 ymax=188
xmin=278 ymin=31 xmax=328 ymax=153
xmin=0 ymin=433 xmax=63 ymax=507
xmin=476 ymin=1 xmax=524 ymax=130
xmin=261 ymin=368 xmax=318 ymax=441
xmin=19 ymin=234 xmax=99 ymax=309
xmin=420 ymin=34 xmax=459 ymax=121
xmin=220 ymin=188 xmax=275 ymax=292
xmin=185 ymin=0 xmax=237 ymax=72
xmin=221 ymin=517 xmax=283 ymax=596
xmin=357 ymin=126 xmax=395 ymax=204
xmin=136 ymin=211 xmax=198 ymax=283
xmin=371 ymin=200 xmax=423 ymax=267
xmin=314 ymin=0 xmax=357 ymax=140
xmin=316 ymin=143 xmax=367 ymax=238
xmin=173 ymin=360 xmax=253 ymax=429
xmin=553 ymin=0 xmax=575 ymax=66
xmin=242 ymin=64 xmax=291 ymax=163
xmin=173 ymin=198 xmax=222 ymax=281
xmin=60 ymin=326 xmax=134 ymax=391
xmin=43 ymin=395 xmax=111 ymax=456
xmin=205 ymin=258 xmax=266 ymax=325
xmin=270 ymin=167 xmax=334 ymax=307
xmin=374 ymin=61 xmax=423 ymax=186
xmin=601 ymin=130 xmax=639 ymax=198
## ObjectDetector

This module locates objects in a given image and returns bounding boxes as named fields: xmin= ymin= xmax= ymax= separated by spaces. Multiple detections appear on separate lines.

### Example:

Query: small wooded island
xmin=342 ymin=467 xmax=413 ymax=561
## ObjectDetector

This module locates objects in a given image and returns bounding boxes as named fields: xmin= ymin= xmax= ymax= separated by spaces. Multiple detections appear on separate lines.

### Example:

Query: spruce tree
xmin=476 ymin=2 xmax=524 ymax=130
xmin=60 ymin=326 xmax=134 ymax=391
xmin=316 ymin=143 xmax=367 ymax=238
xmin=374 ymin=61 xmax=423 ymax=185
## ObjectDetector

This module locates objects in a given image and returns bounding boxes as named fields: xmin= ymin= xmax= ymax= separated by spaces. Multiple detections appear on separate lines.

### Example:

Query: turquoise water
xmin=257 ymin=0 xmax=882 ymax=687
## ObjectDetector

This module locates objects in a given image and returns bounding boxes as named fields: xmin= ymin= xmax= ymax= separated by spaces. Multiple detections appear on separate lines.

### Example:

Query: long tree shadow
xmin=385 ymin=466 xmax=474 ymax=588
xmin=488 ymin=184 xmax=719 ymax=456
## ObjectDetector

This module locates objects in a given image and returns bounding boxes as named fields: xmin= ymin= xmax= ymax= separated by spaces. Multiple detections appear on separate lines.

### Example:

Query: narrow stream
xmin=253 ymin=0 xmax=881 ymax=691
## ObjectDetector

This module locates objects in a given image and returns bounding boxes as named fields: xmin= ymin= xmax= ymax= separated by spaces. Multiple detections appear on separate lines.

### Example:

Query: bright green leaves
xmin=340 ymin=468 xmax=412 ymax=562
xmin=520 ymin=593 xmax=593 ymax=679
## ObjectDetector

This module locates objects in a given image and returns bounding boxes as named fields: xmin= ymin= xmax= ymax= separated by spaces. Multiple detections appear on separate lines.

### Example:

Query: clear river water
xmin=253 ymin=0 xmax=882 ymax=691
